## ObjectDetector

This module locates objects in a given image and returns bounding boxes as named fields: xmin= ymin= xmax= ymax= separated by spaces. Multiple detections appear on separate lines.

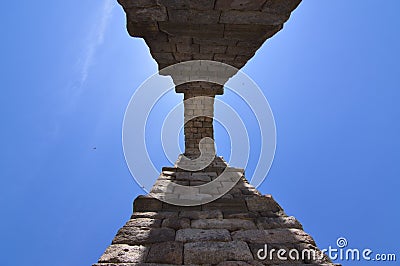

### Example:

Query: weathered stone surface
xmin=159 ymin=22 xmax=225 ymax=38
xmin=126 ymin=6 xmax=168 ymax=23
xmin=158 ymin=0 xmax=216 ymax=10
xmin=161 ymin=202 xmax=202 ymax=211
xmin=263 ymin=0 xmax=302 ymax=14
xmin=179 ymin=210 xmax=223 ymax=219
xmin=191 ymin=219 xmax=257 ymax=231
xmin=125 ymin=218 xmax=162 ymax=228
xmin=131 ymin=211 xmax=177 ymax=219
xmin=168 ymin=9 xmax=221 ymax=24
xmin=175 ymin=172 xmax=212 ymax=182
xmin=203 ymin=198 xmax=248 ymax=211
xmin=162 ymin=217 xmax=190 ymax=230
xmin=184 ymin=241 xmax=253 ymax=264
xmin=232 ymin=229 xmax=316 ymax=245
xmin=224 ymin=24 xmax=280 ymax=40
xmin=224 ymin=211 xmax=260 ymax=219
xmin=134 ymin=196 xmax=162 ymax=212
xmin=215 ymin=0 xmax=267 ymax=11
xmin=98 ymin=244 xmax=148 ymax=263
xmin=146 ymin=241 xmax=183 ymax=264
xmin=113 ymin=227 xmax=175 ymax=245
xmin=118 ymin=0 xmax=159 ymax=9
xmin=256 ymin=216 xmax=303 ymax=230
xmin=200 ymin=45 xmax=227 ymax=54
xmin=220 ymin=10 xmax=289 ymax=25
xmin=176 ymin=228 xmax=231 ymax=242
xmin=245 ymin=195 xmax=282 ymax=212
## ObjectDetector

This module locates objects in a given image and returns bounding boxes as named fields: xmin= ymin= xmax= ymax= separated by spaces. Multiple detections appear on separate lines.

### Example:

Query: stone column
xmin=176 ymin=82 xmax=223 ymax=159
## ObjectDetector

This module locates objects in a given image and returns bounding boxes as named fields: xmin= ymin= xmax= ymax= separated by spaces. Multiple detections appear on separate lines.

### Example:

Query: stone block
xmin=214 ymin=53 xmax=236 ymax=62
xmin=179 ymin=193 xmax=213 ymax=202
xmin=168 ymin=36 xmax=193 ymax=44
xmin=220 ymin=10 xmax=289 ymax=25
xmin=256 ymin=216 xmax=303 ymax=230
xmin=131 ymin=211 xmax=178 ymax=219
xmin=191 ymin=172 xmax=215 ymax=182
xmin=146 ymin=41 xmax=175 ymax=53
xmin=98 ymin=244 xmax=148 ymax=263
xmin=263 ymin=0 xmax=302 ymax=14
xmin=173 ymin=52 xmax=192 ymax=62
xmin=127 ymin=21 xmax=159 ymax=37
xmin=199 ymin=186 xmax=220 ymax=195
xmin=150 ymin=51 xmax=174 ymax=62
xmin=113 ymin=227 xmax=175 ymax=245
xmin=125 ymin=218 xmax=162 ymax=228
xmin=202 ymin=198 xmax=248 ymax=211
xmin=215 ymin=0 xmax=267 ymax=11
xmin=150 ymin=185 xmax=174 ymax=194
xmin=162 ymin=218 xmax=191 ymax=230
xmin=168 ymin=9 xmax=220 ymax=24
xmin=134 ymin=196 xmax=163 ymax=212
xmin=226 ymin=46 xmax=256 ymax=56
xmin=240 ymin=188 xmax=260 ymax=196
xmin=192 ymin=53 xmax=214 ymax=60
xmin=173 ymin=185 xmax=199 ymax=195
xmin=193 ymin=37 xmax=237 ymax=46
xmin=161 ymin=166 xmax=178 ymax=172
xmin=221 ymin=193 xmax=234 ymax=199
xmin=191 ymin=219 xmax=257 ymax=231
xmin=159 ymin=22 xmax=224 ymax=38
xmin=200 ymin=45 xmax=227 ymax=54
xmin=223 ymin=211 xmax=260 ymax=219
xmin=224 ymin=24 xmax=272 ymax=39
xmin=158 ymin=0 xmax=215 ymax=10
xmin=118 ymin=0 xmax=159 ymax=8
xmin=231 ymin=229 xmax=316 ymax=245
xmin=146 ymin=241 xmax=183 ymax=264
xmin=245 ymin=195 xmax=282 ymax=212
xmin=126 ymin=6 xmax=167 ymax=22
xmin=176 ymin=43 xmax=200 ymax=53
xmin=184 ymin=241 xmax=253 ymax=264
xmin=162 ymin=202 xmax=202 ymax=211
xmin=179 ymin=210 xmax=223 ymax=219
xmin=176 ymin=228 xmax=231 ymax=242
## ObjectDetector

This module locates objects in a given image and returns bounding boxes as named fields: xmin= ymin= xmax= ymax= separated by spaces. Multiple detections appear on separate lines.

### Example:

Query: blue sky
xmin=1 ymin=1 xmax=399 ymax=265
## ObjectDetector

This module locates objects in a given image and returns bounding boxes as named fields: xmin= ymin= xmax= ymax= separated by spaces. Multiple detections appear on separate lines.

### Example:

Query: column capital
xmin=175 ymin=82 xmax=224 ymax=96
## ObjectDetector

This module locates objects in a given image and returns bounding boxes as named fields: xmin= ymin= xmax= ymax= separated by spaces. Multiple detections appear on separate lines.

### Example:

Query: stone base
xmin=94 ymin=159 xmax=339 ymax=266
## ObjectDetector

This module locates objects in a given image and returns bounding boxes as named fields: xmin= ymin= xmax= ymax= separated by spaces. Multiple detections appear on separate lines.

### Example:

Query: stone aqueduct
xmin=94 ymin=1 xmax=338 ymax=265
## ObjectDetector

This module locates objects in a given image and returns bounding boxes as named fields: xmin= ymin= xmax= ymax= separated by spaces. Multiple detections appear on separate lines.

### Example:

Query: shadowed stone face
xmin=118 ymin=0 xmax=301 ymax=70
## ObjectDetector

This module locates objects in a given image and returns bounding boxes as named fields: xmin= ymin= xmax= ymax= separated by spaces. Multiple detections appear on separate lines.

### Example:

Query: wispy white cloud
xmin=60 ymin=0 xmax=115 ymax=114
xmin=79 ymin=0 xmax=115 ymax=85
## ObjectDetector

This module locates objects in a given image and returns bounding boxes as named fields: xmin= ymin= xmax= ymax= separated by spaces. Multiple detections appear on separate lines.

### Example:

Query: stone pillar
xmin=176 ymin=82 xmax=223 ymax=159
